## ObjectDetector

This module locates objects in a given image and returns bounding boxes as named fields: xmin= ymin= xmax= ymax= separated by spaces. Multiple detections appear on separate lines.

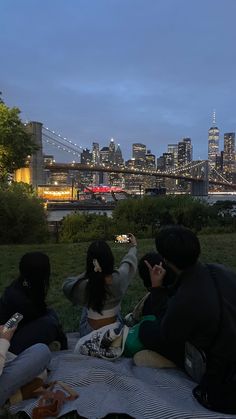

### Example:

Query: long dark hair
xmin=18 ymin=252 xmax=50 ymax=305
xmin=85 ymin=240 xmax=114 ymax=314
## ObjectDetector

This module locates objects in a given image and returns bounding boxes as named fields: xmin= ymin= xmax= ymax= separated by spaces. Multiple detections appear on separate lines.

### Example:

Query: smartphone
xmin=3 ymin=312 xmax=23 ymax=332
xmin=114 ymin=234 xmax=131 ymax=243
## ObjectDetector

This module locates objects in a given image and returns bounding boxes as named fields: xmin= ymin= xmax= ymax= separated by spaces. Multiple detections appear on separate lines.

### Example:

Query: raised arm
xmin=62 ymin=273 xmax=88 ymax=306
xmin=112 ymin=234 xmax=138 ymax=296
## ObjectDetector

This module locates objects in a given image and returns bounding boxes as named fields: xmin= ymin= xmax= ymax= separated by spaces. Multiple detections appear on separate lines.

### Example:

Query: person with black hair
xmin=0 ymin=252 xmax=67 ymax=354
xmin=126 ymin=252 xmax=176 ymax=326
xmin=137 ymin=252 xmax=176 ymax=317
xmin=138 ymin=225 xmax=236 ymax=414
xmin=63 ymin=235 xmax=137 ymax=337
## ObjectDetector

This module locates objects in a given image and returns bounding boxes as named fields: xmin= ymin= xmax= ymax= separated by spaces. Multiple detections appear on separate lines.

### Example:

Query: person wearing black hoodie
xmin=138 ymin=225 xmax=236 ymax=414
xmin=0 ymin=252 xmax=67 ymax=354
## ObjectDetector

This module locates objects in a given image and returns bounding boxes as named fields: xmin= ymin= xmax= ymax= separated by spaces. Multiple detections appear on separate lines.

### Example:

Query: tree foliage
xmin=59 ymin=212 xmax=115 ymax=243
xmin=59 ymin=196 xmax=229 ymax=243
xmin=112 ymin=195 xmax=216 ymax=234
xmin=0 ymin=96 xmax=37 ymax=181
xmin=0 ymin=183 xmax=48 ymax=244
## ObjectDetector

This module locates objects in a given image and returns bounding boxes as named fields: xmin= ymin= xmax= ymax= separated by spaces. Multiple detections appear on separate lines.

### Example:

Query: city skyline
xmin=1 ymin=0 xmax=236 ymax=162
xmin=43 ymin=122 xmax=234 ymax=169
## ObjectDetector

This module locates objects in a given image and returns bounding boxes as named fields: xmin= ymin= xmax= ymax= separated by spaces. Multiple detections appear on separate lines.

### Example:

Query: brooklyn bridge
xmin=16 ymin=121 xmax=236 ymax=197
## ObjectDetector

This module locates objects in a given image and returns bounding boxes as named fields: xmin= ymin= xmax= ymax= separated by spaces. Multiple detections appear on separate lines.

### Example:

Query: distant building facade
xmin=115 ymin=144 xmax=124 ymax=165
xmin=178 ymin=138 xmax=192 ymax=167
xmin=145 ymin=150 xmax=156 ymax=169
xmin=223 ymin=132 xmax=235 ymax=180
xmin=208 ymin=113 xmax=220 ymax=167
xmin=132 ymin=143 xmax=146 ymax=161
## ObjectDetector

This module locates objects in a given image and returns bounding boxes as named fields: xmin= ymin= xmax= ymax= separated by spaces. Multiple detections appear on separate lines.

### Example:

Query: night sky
xmin=1 ymin=0 xmax=236 ymax=162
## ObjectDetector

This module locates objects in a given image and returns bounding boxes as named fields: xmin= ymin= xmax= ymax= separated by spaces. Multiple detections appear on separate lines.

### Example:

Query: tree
xmin=0 ymin=183 xmax=48 ymax=244
xmin=0 ymin=96 xmax=37 ymax=181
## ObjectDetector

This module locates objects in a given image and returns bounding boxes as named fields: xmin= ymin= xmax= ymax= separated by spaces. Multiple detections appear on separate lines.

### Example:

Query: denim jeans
xmin=0 ymin=343 xmax=51 ymax=407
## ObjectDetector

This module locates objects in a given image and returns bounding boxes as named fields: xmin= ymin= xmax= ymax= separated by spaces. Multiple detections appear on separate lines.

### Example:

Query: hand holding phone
xmin=3 ymin=312 xmax=23 ymax=332
xmin=114 ymin=234 xmax=131 ymax=243
xmin=128 ymin=233 xmax=137 ymax=247
xmin=0 ymin=313 xmax=23 ymax=341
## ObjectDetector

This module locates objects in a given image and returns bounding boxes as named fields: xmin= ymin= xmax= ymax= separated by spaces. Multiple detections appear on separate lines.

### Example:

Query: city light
xmin=22 ymin=121 xmax=236 ymax=195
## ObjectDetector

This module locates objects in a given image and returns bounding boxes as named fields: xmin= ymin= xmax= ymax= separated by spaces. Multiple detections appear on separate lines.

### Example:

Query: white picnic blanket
xmin=10 ymin=334 xmax=236 ymax=419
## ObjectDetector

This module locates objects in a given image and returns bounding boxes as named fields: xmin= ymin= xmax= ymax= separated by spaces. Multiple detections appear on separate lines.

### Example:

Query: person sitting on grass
xmin=138 ymin=225 xmax=236 ymax=414
xmin=124 ymin=252 xmax=176 ymax=364
xmin=63 ymin=234 xmax=137 ymax=337
xmin=0 ymin=252 xmax=67 ymax=354
xmin=0 ymin=324 xmax=51 ymax=408
xmin=138 ymin=252 xmax=177 ymax=317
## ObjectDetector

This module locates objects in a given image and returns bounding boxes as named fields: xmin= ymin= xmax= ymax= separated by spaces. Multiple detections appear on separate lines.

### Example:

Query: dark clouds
xmin=1 ymin=0 xmax=236 ymax=161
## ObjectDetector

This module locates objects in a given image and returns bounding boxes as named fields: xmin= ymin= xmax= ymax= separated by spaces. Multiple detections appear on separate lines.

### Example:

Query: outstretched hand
xmin=0 ymin=325 xmax=17 ymax=342
xmin=144 ymin=260 xmax=166 ymax=288
xmin=128 ymin=233 xmax=137 ymax=247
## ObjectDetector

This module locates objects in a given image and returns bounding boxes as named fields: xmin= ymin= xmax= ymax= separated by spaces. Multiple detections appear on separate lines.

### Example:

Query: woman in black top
xmin=0 ymin=252 xmax=67 ymax=354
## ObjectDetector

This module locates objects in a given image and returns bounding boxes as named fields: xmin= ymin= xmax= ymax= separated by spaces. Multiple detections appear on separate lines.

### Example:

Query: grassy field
xmin=1 ymin=234 xmax=236 ymax=332
xmin=1 ymin=234 xmax=236 ymax=419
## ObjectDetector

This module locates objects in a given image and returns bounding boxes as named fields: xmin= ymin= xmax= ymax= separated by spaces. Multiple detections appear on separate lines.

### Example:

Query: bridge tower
xmin=26 ymin=121 xmax=44 ymax=187
xmin=191 ymin=160 xmax=209 ymax=196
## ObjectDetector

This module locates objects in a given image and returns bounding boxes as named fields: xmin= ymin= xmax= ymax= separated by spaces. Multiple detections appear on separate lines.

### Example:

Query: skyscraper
xmin=92 ymin=142 xmax=100 ymax=164
xmin=132 ymin=143 xmax=146 ymax=160
xmin=184 ymin=138 xmax=192 ymax=162
xmin=92 ymin=142 xmax=100 ymax=186
xmin=223 ymin=132 xmax=235 ymax=180
xmin=80 ymin=148 xmax=93 ymax=187
xmin=109 ymin=138 xmax=116 ymax=164
xmin=208 ymin=111 xmax=220 ymax=167
xmin=145 ymin=150 xmax=156 ymax=169
xmin=167 ymin=144 xmax=178 ymax=169
xmin=177 ymin=138 xmax=192 ymax=191
xmin=100 ymin=147 xmax=110 ymax=164
xmin=99 ymin=147 xmax=110 ymax=184
xmin=163 ymin=153 xmax=174 ymax=171
xmin=81 ymin=148 xmax=92 ymax=164
xmin=115 ymin=144 xmax=124 ymax=165
xmin=178 ymin=138 xmax=192 ymax=167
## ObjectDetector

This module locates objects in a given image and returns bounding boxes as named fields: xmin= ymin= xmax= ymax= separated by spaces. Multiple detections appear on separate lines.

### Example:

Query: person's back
xmin=0 ymin=252 xmax=50 ymax=325
xmin=0 ymin=280 xmax=46 ymax=325
xmin=139 ymin=259 xmax=221 ymax=365
xmin=63 ymin=235 xmax=137 ymax=336
xmin=0 ymin=252 xmax=67 ymax=354
xmin=138 ymin=225 xmax=236 ymax=413
xmin=205 ymin=262 xmax=236 ymax=364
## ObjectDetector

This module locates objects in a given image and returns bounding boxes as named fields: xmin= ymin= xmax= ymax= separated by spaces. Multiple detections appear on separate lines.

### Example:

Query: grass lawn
xmin=1 ymin=233 xmax=236 ymax=418
xmin=0 ymin=239 xmax=158 ymax=331
xmin=1 ymin=234 xmax=236 ymax=331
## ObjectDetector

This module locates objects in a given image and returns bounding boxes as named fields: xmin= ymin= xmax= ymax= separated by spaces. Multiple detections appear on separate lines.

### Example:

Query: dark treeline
xmin=59 ymin=195 xmax=236 ymax=243
xmin=1 ymin=185 xmax=236 ymax=244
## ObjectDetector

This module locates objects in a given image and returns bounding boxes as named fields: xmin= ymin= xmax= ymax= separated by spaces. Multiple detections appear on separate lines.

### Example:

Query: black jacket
xmin=0 ymin=280 xmax=47 ymax=325
xmin=0 ymin=280 xmax=68 ymax=352
xmin=139 ymin=261 xmax=236 ymax=369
